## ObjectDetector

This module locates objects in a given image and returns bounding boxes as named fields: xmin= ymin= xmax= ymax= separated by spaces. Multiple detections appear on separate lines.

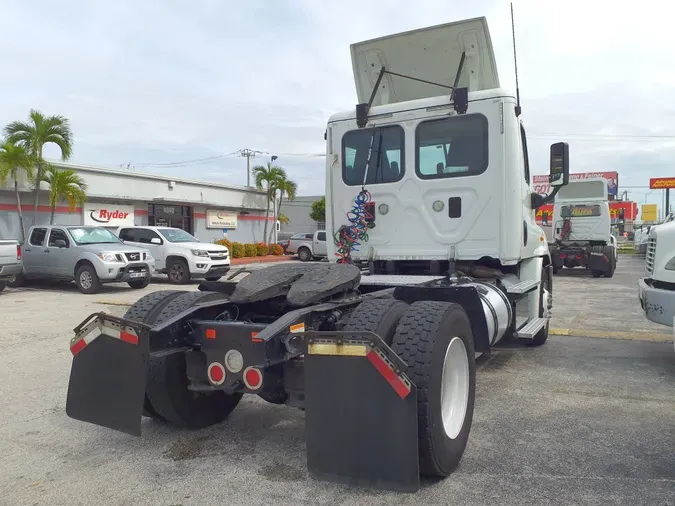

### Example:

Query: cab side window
xmin=48 ymin=229 xmax=70 ymax=247
xmin=118 ymin=228 xmax=137 ymax=242
xmin=520 ymin=124 xmax=530 ymax=184
xmin=136 ymin=228 xmax=162 ymax=244
xmin=29 ymin=228 xmax=47 ymax=246
xmin=317 ymin=231 xmax=326 ymax=242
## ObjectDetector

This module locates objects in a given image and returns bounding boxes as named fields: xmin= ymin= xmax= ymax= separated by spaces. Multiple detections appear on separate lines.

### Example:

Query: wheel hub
xmin=440 ymin=336 xmax=470 ymax=440
xmin=80 ymin=271 xmax=93 ymax=289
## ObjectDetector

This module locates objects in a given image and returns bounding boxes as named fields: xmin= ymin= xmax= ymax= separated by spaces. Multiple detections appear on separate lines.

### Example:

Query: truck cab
xmin=548 ymin=179 xmax=616 ymax=277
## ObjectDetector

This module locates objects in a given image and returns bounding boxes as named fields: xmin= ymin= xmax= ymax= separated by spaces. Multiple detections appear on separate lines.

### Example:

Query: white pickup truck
xmin=116 ymin=226 xmax=230 ymax=284
xmin=0 ymin=239 xmax=22 ymax=292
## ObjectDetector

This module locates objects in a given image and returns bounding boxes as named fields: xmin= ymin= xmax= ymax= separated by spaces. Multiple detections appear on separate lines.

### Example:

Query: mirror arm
xmin=531 ymin=185 xmax=561 ymax=209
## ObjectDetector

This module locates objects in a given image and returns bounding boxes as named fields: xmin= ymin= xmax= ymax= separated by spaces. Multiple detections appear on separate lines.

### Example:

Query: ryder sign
xmin=83 ymin=203 xmax=135 ymax=227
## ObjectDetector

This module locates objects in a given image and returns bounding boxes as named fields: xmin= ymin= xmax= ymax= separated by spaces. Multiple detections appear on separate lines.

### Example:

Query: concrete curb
xmin=550 ymin=327 xmax=672 ymax=342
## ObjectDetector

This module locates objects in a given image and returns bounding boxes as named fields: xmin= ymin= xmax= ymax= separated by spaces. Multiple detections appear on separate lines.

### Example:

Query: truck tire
xmin=123 ymin=290 xmax=188 ymax=419
xmin=604 ymin=246 xmax=616 ymax=278
xmin=529 ymin=266 xmax=551 ymax=347
xmin=0 ymin=280 xmax=6 ymax=292
xmin=342 ymin=298 xmax=408 ymax=345
xmin=144 ymin=291 xmax=242 ymax=429
xmin=75 ymin=264 xmax=102 ymax=294
xmin=390 ymin=301 xmax=476 ymax=477
xmin=7 ymin=274 xmax=25 ymax=288
xmin=590 ymin=245 xmax=604 ymax=278
xmin=167 ymin=258 xmax=190 ymax=284
xmin=298 ymin=247 xmax=312 ymax=262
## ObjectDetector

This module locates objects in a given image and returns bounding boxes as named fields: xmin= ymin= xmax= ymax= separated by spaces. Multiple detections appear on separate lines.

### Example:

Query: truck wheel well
xmin=74 ymin=259 xmax=94 ymax=277
xmin=165 ymin=255 xmax=188 ymax=270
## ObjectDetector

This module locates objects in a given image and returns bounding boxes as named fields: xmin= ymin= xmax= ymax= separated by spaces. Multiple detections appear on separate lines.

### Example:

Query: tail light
xmin=560 ymin=253 xmax=567 ymax=259
xmin=243 ymin=366 xmax=263 ymax=390
xmin=287 ymin=240 xmax=290 ymax=247
xmin=16 ymin=245 xmax=21 ymax=261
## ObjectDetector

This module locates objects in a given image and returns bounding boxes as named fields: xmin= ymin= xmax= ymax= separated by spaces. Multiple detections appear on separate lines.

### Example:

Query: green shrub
xmin=215 ymin=238 xmax=232 ymax=250
xmin=255 ymin=242 xmax=268 ymax=256
xmin=244 ymin=243 xmax=258 ymax=257
xmin=268 ymin=244 xmax=284 ymax=256
xmin=231 ymin=242 xmax=245 ymax=258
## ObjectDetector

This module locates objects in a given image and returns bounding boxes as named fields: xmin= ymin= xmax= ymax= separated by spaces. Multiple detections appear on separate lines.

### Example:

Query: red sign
xmin=533 ymin=171 xmax=619 ymax=196
xmin=536 ymin=201 xmax=637 ymax=223
xmin=649 ymin=178 xmax=675 ymax=189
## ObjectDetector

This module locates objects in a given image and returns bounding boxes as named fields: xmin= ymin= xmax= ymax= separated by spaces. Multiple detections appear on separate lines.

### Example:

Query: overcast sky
xmin=1 ymin=0 xmax=674 ymax=212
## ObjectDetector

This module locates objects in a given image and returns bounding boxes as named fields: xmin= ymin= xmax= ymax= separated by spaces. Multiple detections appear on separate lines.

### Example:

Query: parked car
xmin=116 ymin=226 xmax=230 ymax=284
xmin=0 ymin=239 xmax=22 ymax=292
xmin=10 ymin=225 xmax=155 ymax=294
xmin=286 ymin=231 xmax=328 ymax=261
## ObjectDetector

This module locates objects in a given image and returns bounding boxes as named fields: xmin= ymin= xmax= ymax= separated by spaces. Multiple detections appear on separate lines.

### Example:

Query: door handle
xmin=44 ymin=249 xmax=50 ymax=253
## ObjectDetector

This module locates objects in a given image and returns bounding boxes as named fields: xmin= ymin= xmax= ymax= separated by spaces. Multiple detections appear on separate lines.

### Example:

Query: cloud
xmin=0 ymin=0 xmax=673 ymax=210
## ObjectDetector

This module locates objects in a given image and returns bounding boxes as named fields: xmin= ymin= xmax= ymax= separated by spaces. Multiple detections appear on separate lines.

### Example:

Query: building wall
xmin=0 ymin=161 xmax=273 ymax=243
xmin=0 ymin=191 xmax=270 ymax=244
xmin=279 ymin=196 xmax=323 ymax=238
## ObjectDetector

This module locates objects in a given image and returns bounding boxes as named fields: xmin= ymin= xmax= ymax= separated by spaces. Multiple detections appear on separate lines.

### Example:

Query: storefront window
xmin=147 ymin=204 xmax=193 ymax=233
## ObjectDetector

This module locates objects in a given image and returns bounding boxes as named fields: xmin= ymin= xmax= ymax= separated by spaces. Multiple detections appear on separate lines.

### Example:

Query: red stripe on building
xmin=135 ymin=209 xmax=148 ymax=216
xmin=0 ymin=203 xmax=82 ymax=213
xmin=238 ymin=214 xmax=276 ymax=221
xmin=366 ymin=350 xmax=411 ymax=399
xmin=193 ymin=212 xmax=206 ymax=219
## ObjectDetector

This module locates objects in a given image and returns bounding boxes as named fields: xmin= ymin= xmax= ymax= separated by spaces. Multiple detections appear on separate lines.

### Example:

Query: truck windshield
xmin=68 ymin=227 xmax=121 ymax=245
xmin=158 ymin=228 xmax=198 ymax=243
xmin=342 ymin=125 xmax=404 ymax=186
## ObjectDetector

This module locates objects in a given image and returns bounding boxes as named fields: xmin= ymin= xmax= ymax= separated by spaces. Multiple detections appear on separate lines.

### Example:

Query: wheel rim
xmin=542 ymin=286 xmax=552 ymax=317
xmin=170 ymin=264 xmax=184 ymax=281
xmin=80 ymin=271 xmax=93 ymax=289
xmin=440 ymin=336 xmax=470 ymax=440
xmin=300 ymin=249 xmax=309 ymax=260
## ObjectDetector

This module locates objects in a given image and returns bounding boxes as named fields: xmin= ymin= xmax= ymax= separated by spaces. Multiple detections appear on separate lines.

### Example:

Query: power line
xmin=133 ymin=151 xmax=241 ymax=168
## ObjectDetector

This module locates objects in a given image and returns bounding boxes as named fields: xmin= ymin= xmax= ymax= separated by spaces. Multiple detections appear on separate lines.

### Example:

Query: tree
xmin=278 ymin=213 xmax=290 ymax=225
xmin=4 ymin=110 xmax=73 ymax=225
xmin=310 ymin=196 xmax=326 ymax=223
xmin=44 ymin=166 xmax=88 ymax=225
xmin=252 ymin=162 xmax=286 ymax=244
xmin=0 ymin=142 xmax=35 ymax=242
xmin=267 ymin=174 xmax=298 ymax=243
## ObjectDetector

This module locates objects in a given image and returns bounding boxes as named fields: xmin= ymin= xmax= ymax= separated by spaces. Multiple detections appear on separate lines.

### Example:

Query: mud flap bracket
xmin=302 ymin=330 xmax=420 ymax=493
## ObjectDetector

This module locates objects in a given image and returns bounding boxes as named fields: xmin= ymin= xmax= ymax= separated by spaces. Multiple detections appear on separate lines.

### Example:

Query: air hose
xmin=334 ymin=189 xmax=372 ymax=264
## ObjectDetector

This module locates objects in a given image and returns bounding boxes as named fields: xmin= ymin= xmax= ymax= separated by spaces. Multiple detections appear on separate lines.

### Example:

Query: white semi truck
xmin=64 ymin=16 xmax=570 ymax=492
xmin=548 ymin=178 xmax=617 ymax=277
xmin=638 ymin=220 xmax=675 ymax=340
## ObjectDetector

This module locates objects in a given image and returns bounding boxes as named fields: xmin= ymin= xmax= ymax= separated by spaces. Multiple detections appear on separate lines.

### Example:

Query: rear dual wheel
xmin=346 ymin=298 xmax=476 ymax=478
xmin=124 ymin=290 xmax=242 ymax=428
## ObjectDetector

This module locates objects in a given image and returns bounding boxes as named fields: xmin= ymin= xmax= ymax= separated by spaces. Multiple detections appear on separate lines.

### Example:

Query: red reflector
xmin=244 ymin=367 xmax=262 ymax=390
xmin=16 ymin=245 xmax=21 ymax=261
xmin=70 ymin=338 xmax=86 ymax=356
xmin=366 ymin=350 xmax=411 ymax=399
xmin=560 ymin=253 xmax=567 ymax=259
xmin=120 ymin=330 xmax=138 ymax=345
xmin=208 ymin=363 xmax=226 ymax=385
xmin=251 ymin=331 xmax=262 ymax=343
xmin=206 ymin=328 xmax=216 ymax=339
xmin=576 ymin=254 xmax=583 ymax=259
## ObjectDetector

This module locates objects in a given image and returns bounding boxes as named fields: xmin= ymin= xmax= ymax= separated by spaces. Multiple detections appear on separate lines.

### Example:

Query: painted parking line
xmin=550 ymin=327 xmax=672 ymax=343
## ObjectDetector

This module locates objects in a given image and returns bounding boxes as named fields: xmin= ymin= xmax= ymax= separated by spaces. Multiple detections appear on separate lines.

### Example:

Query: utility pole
xmin=239 ymin=149 xmax=263 ymax=187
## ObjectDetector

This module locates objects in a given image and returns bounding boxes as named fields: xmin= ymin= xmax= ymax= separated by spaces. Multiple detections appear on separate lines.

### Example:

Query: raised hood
xmin=350 ymin=17 xmax=500 ymax=106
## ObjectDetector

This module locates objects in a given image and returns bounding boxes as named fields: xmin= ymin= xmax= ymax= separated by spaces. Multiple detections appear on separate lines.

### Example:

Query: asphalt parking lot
xmin=1 ymin=255 xmax=674 ymax=505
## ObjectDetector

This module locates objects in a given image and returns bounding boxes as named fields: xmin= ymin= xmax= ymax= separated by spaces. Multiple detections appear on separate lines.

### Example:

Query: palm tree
xmin=0 ymin=142 xmax=35 ymax=242
xmin=44 ymin=166 xmax=88 ymax=225
xmin=4 ymin=110 xmax=73 ymax=225
xmin=268 ymin=175 xmax=298 ymax=243
xmin=252 ymin=162 xmax=286 ymax=244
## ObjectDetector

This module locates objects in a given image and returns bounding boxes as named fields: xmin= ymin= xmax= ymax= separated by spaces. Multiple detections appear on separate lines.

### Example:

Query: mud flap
xmin=588 ymin=249 xmax=610 ymax=273
xmin=65 ymin=314 xmax=149 ymax=437
xmin=303 ymin=331 xmax=420 ymax=493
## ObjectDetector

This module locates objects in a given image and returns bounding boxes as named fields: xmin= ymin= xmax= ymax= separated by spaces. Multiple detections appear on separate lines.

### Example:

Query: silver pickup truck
xmin=11 ymin=225 xmax=156 ymax=294
xmin=0 ymin=239 xmax=22 ymax=292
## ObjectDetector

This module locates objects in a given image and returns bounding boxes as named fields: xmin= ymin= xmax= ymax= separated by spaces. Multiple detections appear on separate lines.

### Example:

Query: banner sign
xmin=83 ymin=203 xmax=135 ymax=227
xmin=642 ymin=204 xmax=657 ymax=221
xmin=206 ymin=210 xmax=238 ymax=229
xmin=649 ymin=178 xmax=675 ymax=189
xmin=533 ymin=171 xmax=619 ymax=196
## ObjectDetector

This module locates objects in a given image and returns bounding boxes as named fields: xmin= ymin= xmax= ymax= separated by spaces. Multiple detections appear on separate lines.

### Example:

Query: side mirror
xmin=560 ymin=206 xmax=571 ymax=219
xmin=549 ymin=142 xmax=570 ymax=187
xmin=151 ymin=237 xmax=161 ymax=245
xmin=55 ymin=239 xmax=67 ymax=248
